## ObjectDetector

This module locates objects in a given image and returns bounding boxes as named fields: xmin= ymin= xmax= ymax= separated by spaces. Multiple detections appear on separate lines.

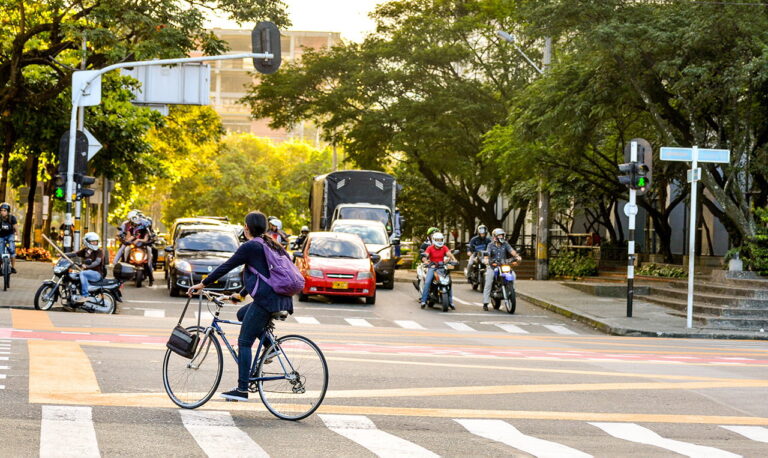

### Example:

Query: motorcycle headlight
xmin=54 ymin=265 xmax=67 ymax=274
xmin=131 ymin=250 xmax=146 ymax=262
xmin=175 ymin=260 xmax=192 ymax=273
xmin=357 ymin=271 xmax=373 ymax=279
xmin=501 ymin=265 xmax=511 ymax=273
xmin=440 ymin=275 xmax=450 ymax=285
xmin=307 ymin=269 xmax=324 ymax=278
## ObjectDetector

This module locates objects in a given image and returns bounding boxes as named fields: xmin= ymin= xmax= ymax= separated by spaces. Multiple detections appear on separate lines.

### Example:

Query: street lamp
xmin=497 ymin=29 xmax=552 ymax=281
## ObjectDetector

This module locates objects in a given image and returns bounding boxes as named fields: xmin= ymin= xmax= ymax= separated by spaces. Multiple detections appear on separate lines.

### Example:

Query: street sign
xmin=82 ymin=128 xmax=102 ymax=160
xmin=58 ymin=130 xmax=88 ymax=175
xmin=623 ymin=203 xmax=638 ymax=217
xmin=660 ymin=147 xmax=730 ymax=163
xmin=687 ymin=167 xmax=701 ymax=183
xmin=71 ymin=70 xmax=102 ymax=106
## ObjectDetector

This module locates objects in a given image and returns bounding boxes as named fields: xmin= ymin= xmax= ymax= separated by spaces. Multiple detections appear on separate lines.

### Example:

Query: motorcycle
xmin=124 ymin=242 xmax=151 ymax=287
xmin=422 ymin=259 xmax=459 ymax=312
xmin=482 ymin=260 xmax=517 ymax=314
xmin=465 ymin=251 xmax=484 ymax=291
xmin=33 ymin=257 xmax=123 ymax=314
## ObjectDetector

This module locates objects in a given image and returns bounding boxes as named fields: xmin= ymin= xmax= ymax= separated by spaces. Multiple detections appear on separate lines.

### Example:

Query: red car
xmin=294 ymin=232 xmax=378 ymax=304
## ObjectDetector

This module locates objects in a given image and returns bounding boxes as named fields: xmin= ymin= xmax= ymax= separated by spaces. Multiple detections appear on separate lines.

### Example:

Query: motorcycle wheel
xmin=492 ymin=295 xmax=501 ymax=310
xmin=504 ymin=285 xmax=516 ymax=314
xmin=34 ymin=284 xmax=57 ymax=311
xmin=136 ymin=269 xmax=144 ymax=288
xmin=89 ymin=293 xmax=117 ymax=314
xmin=441 ymin=293 xmax=450 ymax=312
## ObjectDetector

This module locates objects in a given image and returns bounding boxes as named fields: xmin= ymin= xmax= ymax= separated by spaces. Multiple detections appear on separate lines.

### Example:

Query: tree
xmin=242 ymin=0 xmax=538 ymax=232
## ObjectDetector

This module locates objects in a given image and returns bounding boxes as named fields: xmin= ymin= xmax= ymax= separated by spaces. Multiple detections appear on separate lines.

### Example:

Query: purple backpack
xmin=247 ymin=237 xmax=305 ymax=297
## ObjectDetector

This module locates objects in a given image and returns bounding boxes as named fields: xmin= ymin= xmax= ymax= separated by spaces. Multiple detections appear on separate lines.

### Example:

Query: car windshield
xmin=333 ymin=225 xmax=388 ymax=245
xmin=176 ymin=231 xmax=238 ymax=252
xmin=308 ymin=237 xmax=367 ymax=258
xmin=338 ymin=207 xmax=391 ymax=226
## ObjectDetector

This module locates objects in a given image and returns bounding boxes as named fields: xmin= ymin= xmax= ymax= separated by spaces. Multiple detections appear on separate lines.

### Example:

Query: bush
xmin=742 ymin=207 xmax=768 ymax=275
xmin=550 ymin=251 xmax=598 ymax=277
xmin=636 ymin=263 xmax=686 ymax=278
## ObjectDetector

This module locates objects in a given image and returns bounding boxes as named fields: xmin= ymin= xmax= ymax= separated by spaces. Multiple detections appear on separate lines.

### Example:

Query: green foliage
xmin=636 ymin=263 xmax=686 ymax=279
xmin=550 ymin=251 xmax=598 ymax=278
xmin=742 ymin=207 xmax=768 ymax=275
xmin=161 ymin=135 xmax=332 ymax=232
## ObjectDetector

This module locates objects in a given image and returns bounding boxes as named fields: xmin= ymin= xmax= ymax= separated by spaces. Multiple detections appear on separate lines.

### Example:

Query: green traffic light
xmin=54 ymin=188 xmax=64 ymax=198
xmin=637 ymin=177 xmax=647 ymax=187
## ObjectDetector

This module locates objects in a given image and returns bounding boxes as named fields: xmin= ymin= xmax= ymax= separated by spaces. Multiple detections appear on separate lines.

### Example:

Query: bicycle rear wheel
xmin=3 ymin=257 xmax=9 ymax=291
xmin=257 ymin=334 xmax=328 ymax=421
xmin=162 ymin=326 xmax=223 ymax=409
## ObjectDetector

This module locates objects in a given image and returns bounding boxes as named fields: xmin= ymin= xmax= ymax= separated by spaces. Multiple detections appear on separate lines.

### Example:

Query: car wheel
xmin=169 ymin=274 xmax=181 ymax=297
xmin=298 ymin=293 xmax=309 ymax=302
xmin=365 ymin=291 xmax=376 ymax=305
xmin=382 ymin=276 xmax=395 ymax=290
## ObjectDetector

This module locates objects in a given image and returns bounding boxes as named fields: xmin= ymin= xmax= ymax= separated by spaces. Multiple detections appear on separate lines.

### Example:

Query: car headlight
xmin=378 ymin=250 xmax=391 ymax=261
xmin=307 ymin=269 xmax=324 ymax=278
xmin=175 ymin=260 xmax=192 ymax=273
xmin=231 ymin=265 xmax=244 ymax=274
xmin=358 ymin=271 xmax=373 ymax=279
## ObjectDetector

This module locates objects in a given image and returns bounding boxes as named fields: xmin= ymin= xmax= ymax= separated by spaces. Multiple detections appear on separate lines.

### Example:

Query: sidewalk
xmin=515 ymin=280 xmax=768 ymax=340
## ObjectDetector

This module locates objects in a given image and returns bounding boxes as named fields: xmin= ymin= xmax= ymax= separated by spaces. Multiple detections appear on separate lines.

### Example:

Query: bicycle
xmin=162 ymin=290 xmax=329 ymax=421
xmin=1 ymin=238 xmax=12 ymax=291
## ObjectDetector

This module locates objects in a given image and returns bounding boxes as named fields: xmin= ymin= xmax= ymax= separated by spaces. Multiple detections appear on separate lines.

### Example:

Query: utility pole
xmin=535 ymin=37 xmax=552 ymax=280
xmin=74 ymin=33 xmax=86 ymax=252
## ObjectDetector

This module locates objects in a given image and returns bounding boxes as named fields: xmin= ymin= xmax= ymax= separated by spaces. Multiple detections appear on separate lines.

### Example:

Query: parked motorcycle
xmin=422 ymin=259 xmax=459 ymax=312
xmin=483 ymin=261 xmax=517 ymax=314
xmin=33 ymin=257 xmax=123 ymax=314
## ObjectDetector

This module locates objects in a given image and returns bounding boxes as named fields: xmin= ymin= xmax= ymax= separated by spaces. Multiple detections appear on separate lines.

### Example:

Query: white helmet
xmin=83 ymin=232 xmax=100 ymax=250
xmin=127 ymin=210 xmax=140 ymax=224
xmin=492 ymin=228 xmax=505 ymax=241
xmin=271 ymin=218 xmax=283 ymax=230
xmin=432 ymin=232 xmax=445 ymax=248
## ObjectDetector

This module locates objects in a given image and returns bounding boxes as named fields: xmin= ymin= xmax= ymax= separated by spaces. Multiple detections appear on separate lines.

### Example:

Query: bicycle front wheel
xmin=258 ymin=335 xmax=328 ymax=421
xmin=162 ymin=326 xmax=223 ymax=409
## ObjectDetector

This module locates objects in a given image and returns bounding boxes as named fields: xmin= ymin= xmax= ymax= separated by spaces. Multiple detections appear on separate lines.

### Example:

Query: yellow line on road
xmin=11 ymin=309 xmax=56 ymax=331
xmin=27 ymin=340 xmax=101 ymax=403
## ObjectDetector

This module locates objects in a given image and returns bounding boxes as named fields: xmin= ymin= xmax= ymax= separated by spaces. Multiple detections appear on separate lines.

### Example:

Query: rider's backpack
xmin=247 ymin=237 xmax=305 ymax=297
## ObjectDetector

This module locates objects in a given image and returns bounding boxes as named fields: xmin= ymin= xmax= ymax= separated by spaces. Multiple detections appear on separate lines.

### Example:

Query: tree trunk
xmin=0 ymin=121 xmax=14 ymax=202
xmin=22 ymin=154 xmax=39 ymax=249
xmin=508 ymin=204 xmax=528 ymax=248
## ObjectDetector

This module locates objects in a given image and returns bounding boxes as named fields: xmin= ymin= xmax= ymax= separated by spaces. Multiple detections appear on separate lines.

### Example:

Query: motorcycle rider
xmin=293 ymin=226 xmax=310 ymax=250
xmin=0 ymin=202 xmax=18 ymax=273
xmin=70 ymin=232 xmax=104 ymax=304
xmin=136 ymin=210 xmax=159 ymax=271
xmin=465 ymin=224 xmax=491 ymax=281
xmin=414 ymin=226 xmax=440 ymax=295
xmin=115 ymin=210 xmax=154 ymax=286
xmin=419 ymin=232 xmax=457 ymax=309
xmin=482 ymin=228 xmax=522 ymax=311
xmin=267 ymin=216 xmax=289 ymax=248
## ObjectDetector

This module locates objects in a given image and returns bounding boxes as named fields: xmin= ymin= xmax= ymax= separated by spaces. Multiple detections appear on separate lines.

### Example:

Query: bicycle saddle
xmin=271 ymin=310 xmax=288 ymax=321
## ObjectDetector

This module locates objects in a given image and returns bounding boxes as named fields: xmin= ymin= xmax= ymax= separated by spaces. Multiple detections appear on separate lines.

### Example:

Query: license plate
xmin=201 ymin=274 xmax=208 ymax=280
xmin=332 ymin=281 xmax=348 ymax=289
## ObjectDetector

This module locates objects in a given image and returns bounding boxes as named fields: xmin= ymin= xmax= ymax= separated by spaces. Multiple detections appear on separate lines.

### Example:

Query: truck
xmin=310 ymin=170 xmax=399 ymax=235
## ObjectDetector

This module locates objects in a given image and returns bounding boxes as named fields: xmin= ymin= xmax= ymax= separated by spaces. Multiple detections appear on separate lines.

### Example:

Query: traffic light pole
xmin=625 ymin=141 xmax=639 ymax=318
xmin=64 ymin=52 xmax=274 ymax=254
xmin=686 ymin=146 xmax=699 ymax=328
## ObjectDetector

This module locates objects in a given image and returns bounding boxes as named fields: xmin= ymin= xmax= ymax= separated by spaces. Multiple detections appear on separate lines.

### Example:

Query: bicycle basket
xmin=166 ymin=325 xmax=198 ymax=359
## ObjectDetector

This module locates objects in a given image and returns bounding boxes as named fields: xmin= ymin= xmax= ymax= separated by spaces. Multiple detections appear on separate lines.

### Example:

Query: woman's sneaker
xmin=220 ymin=388 xmax=248 ymax=402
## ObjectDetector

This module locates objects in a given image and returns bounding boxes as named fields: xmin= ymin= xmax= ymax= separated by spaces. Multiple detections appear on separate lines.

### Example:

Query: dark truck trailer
xmin=310 ymin=170 xmax=398 ymax=233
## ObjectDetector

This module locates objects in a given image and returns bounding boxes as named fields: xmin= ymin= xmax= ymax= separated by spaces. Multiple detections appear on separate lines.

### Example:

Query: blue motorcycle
xmin=489 ymin=262 xmax=516 ymax=314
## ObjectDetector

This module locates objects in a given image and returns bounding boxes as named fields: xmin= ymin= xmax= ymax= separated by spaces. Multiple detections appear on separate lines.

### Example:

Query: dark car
xmin=164 ymin=225 xmax=243 ymax=296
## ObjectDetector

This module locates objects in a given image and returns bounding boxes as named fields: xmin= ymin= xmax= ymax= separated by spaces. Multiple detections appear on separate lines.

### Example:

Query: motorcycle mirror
xmin=370 ymin=253 xmax=381 ymax=264
xmin=293 ymin=251 xmax=304 ymax=258
xmin=391 ymin=238 xmax=401 ymax=246
xmin=164 ymin=246 xmax=174 ymax=253
xmin=452 ymin=249 xmax=460 ymax=255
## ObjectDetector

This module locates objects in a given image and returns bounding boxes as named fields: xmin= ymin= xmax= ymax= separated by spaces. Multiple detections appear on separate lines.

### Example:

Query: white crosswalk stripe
xmin=345 ymin=318 xmax=373 ymax=327
xmin=445 ymin=322 xmax=476 ymax=332
xmin=395 ymin=320 xmax=425 ymax=330
xmin=720 ymin=425 xmax=768 ymax=443
xmin=40 ymin=406 xmax=100 ymax=458
xmin=495 ymin=323 xmax=529 ymax=334
xmin=320 ymin=414 xmax=438 ymax=457
xmin=180 ymin=410 xmax=269 ymax=458
xmin=542 ymin=324 xmax=578 ymax=335
xmin=195 ymin=311 xmax=215 ymax=321
xmin=143 ymin=309 xmax=165 ymax=318
xmin=590 ymin=422 xmax=741 ymax=458
xmin=457 ymin=419 xmax=592 ymax=457
xmin=452 ymin=296 xmax=472 ymax=305
xmin=294 ymin=316 xmax=320 ymax=325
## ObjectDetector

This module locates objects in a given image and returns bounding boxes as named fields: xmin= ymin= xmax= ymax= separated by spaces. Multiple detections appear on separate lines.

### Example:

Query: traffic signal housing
xmin=53 ymin=173 xmax=67 ymax=200
xmin=75 ymin=174 xmax=96 ymax=200
xmin=617 ymin=161 xmax=652 ymax=194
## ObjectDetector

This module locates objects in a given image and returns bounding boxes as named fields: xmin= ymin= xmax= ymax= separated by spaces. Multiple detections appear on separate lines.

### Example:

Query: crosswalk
xmin=0 ymin=338 xmax=9 ymax=390
xmin=33 ymin=406 xmax=767 ymax=457
xmin=120 ymin=307 xmax=584 ymax=335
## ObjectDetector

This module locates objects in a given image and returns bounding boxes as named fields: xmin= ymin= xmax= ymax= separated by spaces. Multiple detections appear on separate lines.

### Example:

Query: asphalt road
xmin=0 ymin=264 xmax=767 ymax=457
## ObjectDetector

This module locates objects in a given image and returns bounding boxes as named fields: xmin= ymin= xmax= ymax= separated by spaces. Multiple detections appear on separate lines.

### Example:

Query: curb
xmin=516 ymin=291 xmax=768 ymax=341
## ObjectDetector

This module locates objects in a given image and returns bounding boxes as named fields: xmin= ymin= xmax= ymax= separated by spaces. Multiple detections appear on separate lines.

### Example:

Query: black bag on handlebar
xmin=166 ymin=296 xmax=201 ymax=359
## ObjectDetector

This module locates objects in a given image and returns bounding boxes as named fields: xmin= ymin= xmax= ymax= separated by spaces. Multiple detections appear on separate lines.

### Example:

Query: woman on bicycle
xmin=187 ymin=211 xmax=293 ymax=402
xmin=0 ymin=203 xmax=18 ymax=274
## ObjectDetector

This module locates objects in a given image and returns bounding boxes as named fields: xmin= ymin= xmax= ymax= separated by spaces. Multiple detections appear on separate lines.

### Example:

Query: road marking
xmin=180 ymin=410 xmax=269 ymax=458
xmin=28 ymin=341 xmax=100 ymax=404
xmin=320 ymin=414 xmax=438 ymax=457
xmin=446 ymin=322 xmax=476 ymax=332
xmin=542 ymin=325 xmax=578 ymax=335
xmin=0 ymin=385 xmax=4 ymax=389
xmin=0 ymin=374 xmax=6 ymax=379
xmin=40 ymin=406 xmax=100 ymax=458
xmin=495 ymin=323 xmax=529 ymax=334
xmin=0 ymin=357 xmax=7 ymax=361
xmin=61 ymin=331 xmax=91 ymax=335
xmin=144 ymin=309 xmax=165 ymax=318
xmin=395 ymin=320 xmax=425 ymax=330
xmin=295 ymin=316 xmax=320 ymax=325
xmin=0 ymin=365 xmax=8 ymax=369
xmin=194 ymin=311 xmax=215 ymax=321
xmin=456 ymin=419 xmax=592 ymax=457
xmin=453 ymin=296 xmax=472 ymax=305
xmin=11 ymin=309 xmax=56 ymax=331
xmin=345 ymin=318 xmax=373 ymax=327
xmin=589 ymin=422 xmax=741 ymax=458
xmin=720 ymin=425 xmax=768 ymax=443
xmin=0 ymin=351 xmax=8 ymax=355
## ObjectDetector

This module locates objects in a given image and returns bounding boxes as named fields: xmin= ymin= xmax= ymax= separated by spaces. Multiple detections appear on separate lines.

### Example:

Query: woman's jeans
xmin=235 ymin=302 xmax=271 ymax=391
xmin=79 ymin=270 xmax=102 ymax=296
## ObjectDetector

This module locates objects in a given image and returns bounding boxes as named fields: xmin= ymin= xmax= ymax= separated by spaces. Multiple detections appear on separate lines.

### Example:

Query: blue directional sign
xmin=660 ymin=147 xmax=730 ymax=163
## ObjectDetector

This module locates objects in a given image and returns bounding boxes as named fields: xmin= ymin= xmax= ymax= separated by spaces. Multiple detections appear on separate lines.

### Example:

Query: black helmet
xmin=0 ymin=202 xmax=10 ymax=212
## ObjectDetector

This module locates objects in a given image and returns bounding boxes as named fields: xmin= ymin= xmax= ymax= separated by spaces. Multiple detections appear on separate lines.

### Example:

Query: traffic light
xmin=75 ymin=174 xmax=96 ymax=200
xmin=53 ymin=173 xmax=66 ymax=200
xmin=618 ymin=162 xmax=635 ymax=189
xmin=252 ymin=21 xmax=281 ymax=74
xmin=617 ymin=161 xmax=651 ymax=193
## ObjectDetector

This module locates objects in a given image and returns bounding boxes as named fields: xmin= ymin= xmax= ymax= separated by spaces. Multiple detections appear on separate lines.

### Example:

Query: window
xmin=176 ymin=231 xmax=238 ymax=252
xmin=308 ymin=237 xmax=367 ymax=259
xmin=333 ymin=225 xmax=388 ymax=245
